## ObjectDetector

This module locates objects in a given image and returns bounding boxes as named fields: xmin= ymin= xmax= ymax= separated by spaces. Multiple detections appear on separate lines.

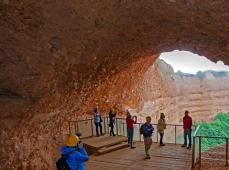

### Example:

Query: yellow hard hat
xmin=66 ymin=135 xmax=79 ymax=147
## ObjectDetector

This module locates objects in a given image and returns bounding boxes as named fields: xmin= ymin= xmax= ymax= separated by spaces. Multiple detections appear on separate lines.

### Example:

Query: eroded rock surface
xmin=0 ymin=0 xmax=229 ymax=169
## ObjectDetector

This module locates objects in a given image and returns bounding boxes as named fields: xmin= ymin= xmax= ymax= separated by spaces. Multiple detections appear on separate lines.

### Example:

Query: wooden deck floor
xmin=86 ymin=142 xmax=192 ymax=170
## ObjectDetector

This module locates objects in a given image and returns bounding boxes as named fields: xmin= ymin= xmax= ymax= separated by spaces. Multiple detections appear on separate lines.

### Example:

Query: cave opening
xmin=140 ymin=49 xmax=229 ymax=125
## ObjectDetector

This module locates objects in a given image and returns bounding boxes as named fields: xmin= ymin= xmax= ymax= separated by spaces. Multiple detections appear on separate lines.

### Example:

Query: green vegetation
xmin=198 ymin=113 xmax=229 ymax=151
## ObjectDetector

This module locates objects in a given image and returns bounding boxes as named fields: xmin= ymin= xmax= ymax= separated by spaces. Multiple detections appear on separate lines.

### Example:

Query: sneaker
xmin=130 ymin=146 xmax=136 ymax=149
xmin=187 ymin=146 xmax=191 ymax=149
xmin=145 ymin=155 xmax=151 ymax=159
xmin=160 ymin=143 xmax=165 ymax=146
xmin=182 ymin=144 xmax=187 ymax=147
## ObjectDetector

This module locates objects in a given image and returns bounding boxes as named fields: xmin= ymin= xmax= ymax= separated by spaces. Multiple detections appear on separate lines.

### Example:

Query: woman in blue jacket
xmin=61 ymin=135 xmax=89 ymax=170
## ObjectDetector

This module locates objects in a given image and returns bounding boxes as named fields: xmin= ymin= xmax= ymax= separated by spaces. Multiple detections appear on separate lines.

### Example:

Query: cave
xmin=0 ymin=0 xmax=229 ymax=169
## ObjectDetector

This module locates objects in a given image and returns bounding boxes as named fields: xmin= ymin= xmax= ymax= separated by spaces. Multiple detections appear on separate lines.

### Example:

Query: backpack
xmin=56 ymin=150 xmax=76 ymax=170
xmin=140 ymin=123 xmax=154 ymax=137
xmin=140 ymin=124 xmax=144 ymax=134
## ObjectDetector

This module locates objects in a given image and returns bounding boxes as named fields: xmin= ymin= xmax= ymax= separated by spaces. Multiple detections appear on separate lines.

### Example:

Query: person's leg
xmin=99 ymin=123 xmax=103 ymax=136
xmin=144 ymin=137 xmax=151 ymax=158
xmin=130 ymin=128 xmax=135 ymax=148
xmin=95 ymin=123 xmax=99 ymax=136
xmin=160 ymin=133 xmax=165 ymax=145
xmin=127 ymin=128 xmax=131 ymax=146
xmin=159 ymin=133 xmax=163 ymax=145
xmin=183 ymin=131 xmax=187 ymax=147
xmin=111 ymin=125 xmax=115 ymax=136
xmin=110 ymin=126 xmax=112 ymax=136
xmin=161 ymin=133 xmax=164 ymax=145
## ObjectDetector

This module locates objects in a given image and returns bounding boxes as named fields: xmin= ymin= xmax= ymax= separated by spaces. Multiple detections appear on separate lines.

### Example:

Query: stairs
xmin=83 ymin=135 xmax=128 ymax=155
xmin=97 ymin=142 xmax=129 ymax=155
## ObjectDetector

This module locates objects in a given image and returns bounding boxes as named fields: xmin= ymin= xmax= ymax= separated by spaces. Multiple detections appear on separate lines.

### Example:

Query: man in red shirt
xmin=126 ymin=110 xmax=137 ymax=149
xmin=182 ymin=110 xmax=192 ymax=149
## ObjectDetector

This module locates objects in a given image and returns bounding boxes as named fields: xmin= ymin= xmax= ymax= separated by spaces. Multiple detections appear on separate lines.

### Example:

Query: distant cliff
xmin=137 ymin=59 xmax=229 ymax=124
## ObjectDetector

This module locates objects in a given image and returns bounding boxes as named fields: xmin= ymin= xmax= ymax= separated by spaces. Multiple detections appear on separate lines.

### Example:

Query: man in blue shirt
xmin=61 ymin=135 xmax=89 ymax=170
xmin=93 ymin=108 xmax=103 ymax=137
xmin=140 ymin=116 xmax=154 ymax=159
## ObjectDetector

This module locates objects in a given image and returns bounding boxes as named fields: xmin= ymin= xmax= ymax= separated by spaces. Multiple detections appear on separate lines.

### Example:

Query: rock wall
xmin=1 ymin=0 xmax=229 ymax=169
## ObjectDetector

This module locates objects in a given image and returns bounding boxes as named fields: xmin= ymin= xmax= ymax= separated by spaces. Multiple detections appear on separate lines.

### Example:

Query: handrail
xmin=193 ymin=125 xmax=200 ymax=137
xmin=192 ymin=124 xmax=228 ymax=168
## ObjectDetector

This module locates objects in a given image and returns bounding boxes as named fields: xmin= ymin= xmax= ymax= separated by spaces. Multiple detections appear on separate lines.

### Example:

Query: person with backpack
xmin=59 ymin=134 xmax=89 ymax=170
xmin=126 ymin=110 xmax=137 ymax=148
xmin=182 ymin=110 xmax=193 ymax=149
xmin=140 ymin=116 xmax=154 ymax=159
xmin=157 ymin=113 xmax=167 ymax=146
xmin=109 ymin=109 xmax=116 ymax=136
xmin=93 ymin=108 xmax=103 ymax=137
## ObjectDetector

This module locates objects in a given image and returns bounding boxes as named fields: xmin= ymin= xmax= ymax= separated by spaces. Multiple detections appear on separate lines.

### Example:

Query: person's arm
xmin=75 ymin=147 xmax=89 ymax=161
xmin=133 ymin=116 xmax=137 ymax=123
xmin=190 ymin=117 xmax=193 ymax=130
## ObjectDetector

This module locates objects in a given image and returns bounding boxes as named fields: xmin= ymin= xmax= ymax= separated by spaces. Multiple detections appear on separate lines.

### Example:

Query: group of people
xmin=58 ymin=109 xmax=193 ymax=169
xmin=126 ymin=110 xmax=192 ymax=159
xmin=93 ymin=108 xmax=117 ymax=137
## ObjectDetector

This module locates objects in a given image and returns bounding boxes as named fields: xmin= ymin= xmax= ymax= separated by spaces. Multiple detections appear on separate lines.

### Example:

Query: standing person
xmin=93 ymin=108 xmax=103 ymax=137
xmin=182 ymin=110 xmax=192 ymax=149
xmin=126 ymin=110 xmax=137 ymax=149
xmin=140 ymin=116 xmax=154 ymax=159
xmin=109 ymin=109 xmax=116 ymax=136
xmin=60 ymin=135 xmax=89 ymax=170
xmin=157 ymin=113 xmax=167 ymax=146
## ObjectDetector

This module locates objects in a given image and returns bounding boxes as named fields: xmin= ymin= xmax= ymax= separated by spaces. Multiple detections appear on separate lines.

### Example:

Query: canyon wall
xmin=137 ymin=60 xmax=229 ymax=125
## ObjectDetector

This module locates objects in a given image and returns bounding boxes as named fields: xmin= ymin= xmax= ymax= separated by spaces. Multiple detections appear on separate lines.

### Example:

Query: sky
xmin=159 ymin=50 xmax=229 ymax=74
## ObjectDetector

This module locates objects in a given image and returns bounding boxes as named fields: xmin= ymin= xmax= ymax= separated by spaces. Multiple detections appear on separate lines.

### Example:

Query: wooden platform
xmin=86 ymin=142 xmax=192 ymax=170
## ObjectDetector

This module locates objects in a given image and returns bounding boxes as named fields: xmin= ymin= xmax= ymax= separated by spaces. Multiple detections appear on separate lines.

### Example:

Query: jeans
xmin=110 ymin=125 xmax=115 ymax=136
xmin=127 ymin=128 xmax=134 ymax=146
xmin=159 ymin=133 xmax=164 ymax=144
xmin=184 ymin=129 xmax=192 ymax=146
xmin=95 ymin=122 xmax=103 ymax=136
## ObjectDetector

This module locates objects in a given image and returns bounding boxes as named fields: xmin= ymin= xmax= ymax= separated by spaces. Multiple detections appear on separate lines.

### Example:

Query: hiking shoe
xmin=130 ymin=146 xmax=136 ymax=149
xmin=145 ymin=155 xmax=151 ymax=159
xmin=187 ymin=146 xmax=191 ymax=149
xmin=182 ymin=144 xmax=187 ymax=147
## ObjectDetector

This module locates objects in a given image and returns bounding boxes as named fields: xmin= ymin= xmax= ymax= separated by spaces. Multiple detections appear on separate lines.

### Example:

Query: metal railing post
xmin=68 ymin=121 xmax=71 ymax=135
xmin=107 ymin=117 xmax=109 ymax=134
xmin=122 ymin=123 xmax=124 ymax=136
xmin=116 ymin=118 xmax=119 ymax=136
xmin=103 ymin=118 xmax=106 ymax=134
xmin=192 ymin=136 xmax=196 ymax=168
xmin=199 ymin=136 xmax=201 ymax=166
xmin=226 ymin=138 xmax=228 ymax=166
xmin=74 ymin=123 xmax=77 ymax=134
xmin=91 ymin=119 xmax=94 ymax=137
xmin=175 ymin=125 xmax=177 ymax=144
xmin=77 ymin=122 xmax=79 ymax=132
